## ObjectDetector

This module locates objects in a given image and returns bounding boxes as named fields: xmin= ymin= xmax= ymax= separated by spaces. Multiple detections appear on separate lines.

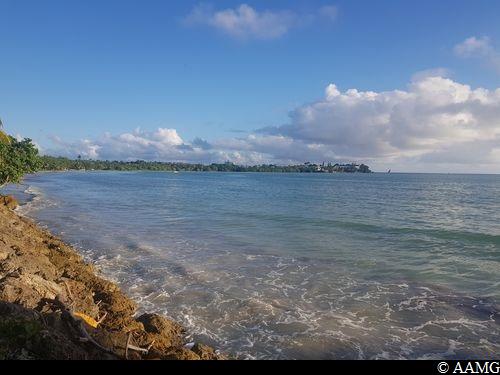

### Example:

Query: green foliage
xmin=39 ymin=156 xmax=372 ymax=174
xmin=0 ymin=130 xmax=10 ymax=145
xmin=0 ymin=318 xmax=42 ymax=360
xmin=0 ymin=136 xmax=42 ymax=187
xmin=0 ymin=319 xmax=42 ymax=345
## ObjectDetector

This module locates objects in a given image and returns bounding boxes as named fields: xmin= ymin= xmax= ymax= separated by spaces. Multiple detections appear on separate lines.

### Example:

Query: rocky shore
xmin=0 ymin=196 xmax=222 ymax=360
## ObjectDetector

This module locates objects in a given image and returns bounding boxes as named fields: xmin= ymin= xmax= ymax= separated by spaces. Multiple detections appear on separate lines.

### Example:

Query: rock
xmin=0 ymin=279 xmax=40 ymax=309
xmin=96 ymin=290 xmax=136 ymax=314
xmin=136 ymin=313 xmax=186 ymax=355
xmin=162 ymin=347 xmax=201 ymax=360
xmin=59 ymin=278 xmax=100 ymax=318
xmin=0 ymin=301 xmax=103 ymax=360
xmin=192 ymin=343 xmax=221 ymax=360
xmin=1 ymin=252 xmax=58 ymax=281
xmin=95 ymin=290 xmax=138 ymax=331
xmin=90 ymin=329 xmax=129 ymax=358
xmin=0 ymin=250 xmax=9 ymax=261
xmin=137 ymin=313 xmax=182 ymax=335
xmin=1 ymin=195 xmax=18 ymax=210
xmin=0 ymin=273 xmax=63 ymax=309
xmin=0 ymin=300 xmax=40 ymax=321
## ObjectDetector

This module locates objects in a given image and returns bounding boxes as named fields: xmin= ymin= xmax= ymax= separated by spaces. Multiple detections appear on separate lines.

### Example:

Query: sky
xmin=1 ymin=0 xmax=500 ymax=173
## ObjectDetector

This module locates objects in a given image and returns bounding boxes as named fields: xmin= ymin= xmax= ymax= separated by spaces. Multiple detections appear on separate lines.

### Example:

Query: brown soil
xmin=0 ymin=195 xmax=223 ymax=360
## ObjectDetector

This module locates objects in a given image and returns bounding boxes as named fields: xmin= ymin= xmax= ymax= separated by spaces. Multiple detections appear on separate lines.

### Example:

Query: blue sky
xmin=1 ymin=0 xmax=500 ymax=172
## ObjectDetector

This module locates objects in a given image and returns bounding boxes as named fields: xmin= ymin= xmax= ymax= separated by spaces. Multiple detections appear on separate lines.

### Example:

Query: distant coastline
xmin=39 ymin=156 xmax=373 ymax=174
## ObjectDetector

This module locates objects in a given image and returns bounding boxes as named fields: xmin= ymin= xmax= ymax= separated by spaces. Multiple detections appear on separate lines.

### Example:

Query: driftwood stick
xmin=63 ymin=280 xmax=74 ymax=301
xmin=125 ymin=332 xmax=132 ymax=360
xmin=77 ymin=321 xmax=114 ymax=354
xmin=127 ymin=344 xmax=149 ymax=354
xmin=97 ymin=311 xmax=107 ymax=324
xmin=125 ymin=332 xmax=149 ymax=359
xmin=146 ymin=340 xmax=156 ymax=351
xmin=49 ymin=296 xmax=114 ymax=355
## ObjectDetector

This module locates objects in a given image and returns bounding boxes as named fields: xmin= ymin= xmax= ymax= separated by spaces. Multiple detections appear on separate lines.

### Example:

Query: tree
xmin=0 ymin=136 xmax=41 ymax=187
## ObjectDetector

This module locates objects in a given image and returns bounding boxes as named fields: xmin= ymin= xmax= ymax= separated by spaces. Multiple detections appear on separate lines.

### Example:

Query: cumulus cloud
xmin=48 ymin=128 xmax=211 ymax=162
xmin=46 ymin=129 xmax=323 ymax=166
xmin=411 ymin=68 xmax=451 ymax=82
xmin=454 ymin=36 xmax=493 ymax=57
xmin=454 ymin=36 xmax=500 ymax=73
xmin=183 ymin=3 xmax=337 ymax=40
xmin=258 ymin=76 xmax=500 ymax=172
xmin=46 ymin=75 xmax=500 ymax=173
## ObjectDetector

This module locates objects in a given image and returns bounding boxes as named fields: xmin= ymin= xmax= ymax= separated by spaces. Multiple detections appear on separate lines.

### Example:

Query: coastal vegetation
xmin=0 ymin=124 xmax=41 ymax=187
xmin=39 ymin=156 xmax=372 ymax=174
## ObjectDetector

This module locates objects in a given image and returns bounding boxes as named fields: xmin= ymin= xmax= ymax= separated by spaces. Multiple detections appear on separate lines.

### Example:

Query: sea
xmin=6 ymin=171 xmax=500 ymax=359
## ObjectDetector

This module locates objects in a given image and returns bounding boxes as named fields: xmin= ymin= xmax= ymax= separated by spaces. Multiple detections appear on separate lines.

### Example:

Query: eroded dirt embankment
xmin=0 ymin=196 xmax=222 ymax=360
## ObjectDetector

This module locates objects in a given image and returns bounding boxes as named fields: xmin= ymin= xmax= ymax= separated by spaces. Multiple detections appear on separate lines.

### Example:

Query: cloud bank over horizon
xmin=44 ymin=75 xmax=500 ymax=174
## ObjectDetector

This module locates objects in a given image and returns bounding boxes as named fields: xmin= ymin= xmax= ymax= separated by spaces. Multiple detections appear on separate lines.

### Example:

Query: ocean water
xmin=8 ymin=171 xmax=500 ymax=359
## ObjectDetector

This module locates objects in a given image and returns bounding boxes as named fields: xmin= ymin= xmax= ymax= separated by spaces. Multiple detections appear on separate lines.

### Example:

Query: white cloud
xmin=46 ymin=75 xmax=500 ymax=173
xmin=454 ymin=36 xmax=492 ymax=57
xmin=411 ymin=68 xmax=451 ymax=82
xmin=48 ymin=128 xmax=209 ymax=162
xmin=454 ymin=36 xmax=500 ymax=73
xmin=259 ymin=75 xmax=500 ymax=172
xmin=318 ymin=5 xmax=338 ymax=22
xmin=183 ymin=3 xmax=337 ymax=40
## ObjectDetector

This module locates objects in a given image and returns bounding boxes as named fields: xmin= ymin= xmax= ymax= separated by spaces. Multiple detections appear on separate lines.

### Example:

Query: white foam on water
xmin=85 ymin=247 xmax=500 ymax=359
xmin=16 ymin=185 xmax=58 ymax=216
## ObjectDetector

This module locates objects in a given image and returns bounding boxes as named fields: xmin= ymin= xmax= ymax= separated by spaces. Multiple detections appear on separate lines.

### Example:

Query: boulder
xmin=0 ymin=273 xmax=63 ymax=309
xmin=1 ymin=195 xmax=18 ymax=210
xmin=192 ymin=343 xmax=221 ymax=360
xmin=136 ymin=313 xmax=185 ymax=351
xmin=137 ymin=313 xmax=182 ymax=335
xmin=162 ymin=347 xmax=201 ymax=360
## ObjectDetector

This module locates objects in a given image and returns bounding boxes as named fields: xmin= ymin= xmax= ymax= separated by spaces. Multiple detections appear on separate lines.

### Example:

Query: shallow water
xmin=9 ymin=171 xmax=500 ymax=359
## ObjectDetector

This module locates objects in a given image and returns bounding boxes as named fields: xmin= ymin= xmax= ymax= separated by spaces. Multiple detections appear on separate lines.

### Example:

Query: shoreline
xmin=0 ymin=196 xmax=223 ymax=360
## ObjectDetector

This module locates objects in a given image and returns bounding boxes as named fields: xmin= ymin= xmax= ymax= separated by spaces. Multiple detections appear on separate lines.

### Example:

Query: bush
xmin=0 ymin=135 xmax=41 ymax=187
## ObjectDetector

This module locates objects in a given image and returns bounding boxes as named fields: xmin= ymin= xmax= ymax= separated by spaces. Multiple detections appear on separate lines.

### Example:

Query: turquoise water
xmin=9 ymin=172 xmax=500 ymax=359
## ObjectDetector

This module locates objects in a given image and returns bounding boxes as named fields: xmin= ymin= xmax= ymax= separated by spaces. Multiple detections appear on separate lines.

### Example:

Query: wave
xmin=235 ymin=211 xmax=500 ymax=246
xmin=15 ymin=185 xmax=58 ymax=216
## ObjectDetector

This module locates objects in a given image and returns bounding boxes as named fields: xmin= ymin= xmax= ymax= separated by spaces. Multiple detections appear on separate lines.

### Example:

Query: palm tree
xmin=0 ymin=118 xmax=11 ymax=144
